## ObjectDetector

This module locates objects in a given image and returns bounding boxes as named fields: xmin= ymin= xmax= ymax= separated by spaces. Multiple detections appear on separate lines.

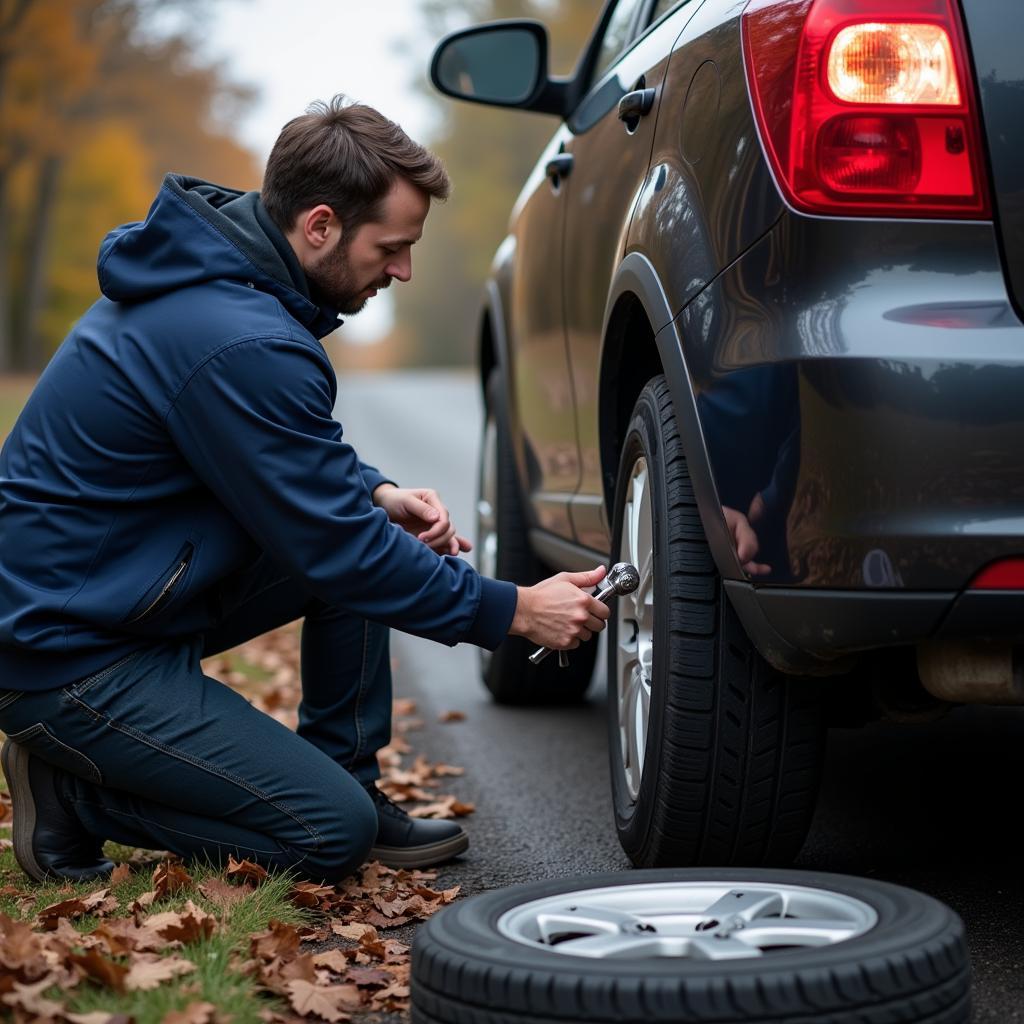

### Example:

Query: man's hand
xmin=372 ymin=484 xmax=472 ymax=557
xmin=723 ymin=494 xmax=771 ymax=576
xmin=508 ymin=566 xmax=611 ymax=650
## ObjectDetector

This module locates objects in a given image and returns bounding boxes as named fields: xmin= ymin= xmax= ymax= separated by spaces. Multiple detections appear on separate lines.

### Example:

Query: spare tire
xmin=411 ymin=868 xmax=970 ymax=1024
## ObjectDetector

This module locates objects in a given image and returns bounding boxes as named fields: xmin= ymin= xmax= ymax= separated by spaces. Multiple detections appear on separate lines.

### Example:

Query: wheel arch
xmin=598 ymin=253 xmax=739 ymax=583
xmin=599 ymin=253 xmax=839 ymax=675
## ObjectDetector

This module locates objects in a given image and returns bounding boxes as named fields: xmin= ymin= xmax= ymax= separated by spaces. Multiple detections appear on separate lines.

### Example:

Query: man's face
xmin=305 ymin=177 xmax=429 ymax=315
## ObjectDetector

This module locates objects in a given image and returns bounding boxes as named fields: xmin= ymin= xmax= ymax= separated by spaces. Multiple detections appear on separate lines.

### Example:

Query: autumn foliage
xmin=0 ymin=0 xmax=260 ymax=372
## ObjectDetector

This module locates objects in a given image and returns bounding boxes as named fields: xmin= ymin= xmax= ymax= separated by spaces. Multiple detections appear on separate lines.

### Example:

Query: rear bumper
xmin=676 ymin=211 xmax=1024 ymax=596
xmin=727 ymin=580 xmax=1024 ymax=674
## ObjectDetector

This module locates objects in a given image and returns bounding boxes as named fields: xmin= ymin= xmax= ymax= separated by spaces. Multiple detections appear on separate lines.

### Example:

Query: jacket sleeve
xmin=165 ymin=336 xmax=517 ymax=649
xmin=359 ymin=460 xmax=396 ymax=498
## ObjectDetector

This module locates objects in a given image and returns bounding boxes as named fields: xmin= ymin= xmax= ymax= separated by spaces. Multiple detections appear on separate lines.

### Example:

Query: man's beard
xmin=305 ymin=237 xmax=389 ymax=316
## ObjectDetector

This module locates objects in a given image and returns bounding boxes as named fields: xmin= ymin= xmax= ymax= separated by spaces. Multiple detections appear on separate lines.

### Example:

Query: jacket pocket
xmin=123 ymin=542 xmax=195 ymax=625
xmin=5 ymin=722 xmax=103 ymax=785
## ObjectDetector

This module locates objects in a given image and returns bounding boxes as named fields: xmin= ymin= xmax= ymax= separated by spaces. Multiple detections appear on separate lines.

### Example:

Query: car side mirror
xmin=430 ymin=20 xmax=566 ymax=116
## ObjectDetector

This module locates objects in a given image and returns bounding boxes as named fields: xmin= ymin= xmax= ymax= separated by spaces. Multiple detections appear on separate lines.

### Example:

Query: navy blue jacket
xmin=0 ymin=174 xmax=517 ymax=690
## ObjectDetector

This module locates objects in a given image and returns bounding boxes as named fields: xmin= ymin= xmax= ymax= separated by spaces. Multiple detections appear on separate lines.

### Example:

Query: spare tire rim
xmin=477 ymin=414 xmax=499 ymax=674
xmin=617 ymin=456 xmax=654 ymax=801
xmin=497 ymin=880 xmax=878 ymax=960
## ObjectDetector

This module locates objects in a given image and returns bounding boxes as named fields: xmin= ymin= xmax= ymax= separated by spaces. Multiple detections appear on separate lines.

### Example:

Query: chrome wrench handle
xmin=528 ymin=563 xmax=640 ymax=667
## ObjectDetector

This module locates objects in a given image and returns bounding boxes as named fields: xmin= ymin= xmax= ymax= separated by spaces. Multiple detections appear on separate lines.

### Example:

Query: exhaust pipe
xmin=917 ymin=640 xmax=1024 ymax=705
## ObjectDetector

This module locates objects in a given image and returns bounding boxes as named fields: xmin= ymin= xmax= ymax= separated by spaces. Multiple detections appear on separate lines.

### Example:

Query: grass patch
xmin=0 ymin=758 xmax=308 ymax=1021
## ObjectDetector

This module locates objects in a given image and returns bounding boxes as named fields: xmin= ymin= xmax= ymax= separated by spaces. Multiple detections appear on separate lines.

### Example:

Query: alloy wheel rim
xmin=497 ymin=880 xmax=877 ymax=960
xmin=617 ymin=456 xmax=654 ymax=802
xmin=477 ymin=414 xmax=499 ymax=674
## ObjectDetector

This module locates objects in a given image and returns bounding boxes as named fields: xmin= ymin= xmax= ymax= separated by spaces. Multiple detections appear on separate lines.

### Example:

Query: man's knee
xmin=294 ymin=780 xmax=378 ymax=884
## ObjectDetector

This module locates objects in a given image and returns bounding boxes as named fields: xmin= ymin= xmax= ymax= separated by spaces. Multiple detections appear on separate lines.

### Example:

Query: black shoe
xmin=364 ymin=782 xmax=469 ymax=869
xmin=0 ymin=738 xmax=114 ymax=883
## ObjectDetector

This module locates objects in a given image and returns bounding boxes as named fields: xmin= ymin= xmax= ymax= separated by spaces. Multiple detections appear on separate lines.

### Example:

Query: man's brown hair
xmin=261 ymin=95 xmax=450 ymax=238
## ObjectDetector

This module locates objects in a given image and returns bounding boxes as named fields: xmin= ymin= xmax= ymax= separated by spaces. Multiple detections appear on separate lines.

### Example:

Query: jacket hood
xmin=97 ymin=174 xmax=342 ymax=338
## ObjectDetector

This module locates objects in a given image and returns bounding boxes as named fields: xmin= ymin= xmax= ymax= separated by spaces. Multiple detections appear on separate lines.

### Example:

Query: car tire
xmin=410 ymin=868 xmax=971 ymax=1024
xmin=608 ymin=376 xmax=824 ymax=866
xmin=475 ymin=367 xmax=597 ymax=704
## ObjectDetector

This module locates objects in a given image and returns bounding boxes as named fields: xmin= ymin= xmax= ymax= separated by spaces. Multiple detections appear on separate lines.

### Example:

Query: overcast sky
xmin=203 ymin=0 xmax=452 ymax=341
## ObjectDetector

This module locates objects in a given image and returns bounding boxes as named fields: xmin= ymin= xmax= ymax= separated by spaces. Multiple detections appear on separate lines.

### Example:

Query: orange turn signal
xmin=826 ymin=22 xmax=961 ymax=106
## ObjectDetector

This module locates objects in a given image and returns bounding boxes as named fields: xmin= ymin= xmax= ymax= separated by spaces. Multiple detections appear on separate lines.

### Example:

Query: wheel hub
xmin=617 ymin=456 xmax=655 ymax=801
xmin=497 ymin=881 xmax=877 ymax=961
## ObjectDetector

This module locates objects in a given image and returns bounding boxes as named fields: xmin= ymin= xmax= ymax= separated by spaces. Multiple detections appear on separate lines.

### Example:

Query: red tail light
xmin=741 ymin=0 xmax=991 ymax=218
xmin=969 ymin=559 xmax=1024 ymax=590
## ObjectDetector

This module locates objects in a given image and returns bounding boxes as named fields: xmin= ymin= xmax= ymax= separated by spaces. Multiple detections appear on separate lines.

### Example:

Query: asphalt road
xmin=336 ymin=368 xmax=1024 ymax=1023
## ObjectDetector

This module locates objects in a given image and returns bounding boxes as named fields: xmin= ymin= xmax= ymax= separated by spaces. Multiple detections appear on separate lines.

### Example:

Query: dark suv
xmin=430 ymin=0 xmax=1024 ymax=868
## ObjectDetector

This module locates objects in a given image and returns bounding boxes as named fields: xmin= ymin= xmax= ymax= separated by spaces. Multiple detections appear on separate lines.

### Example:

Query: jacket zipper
xmin=125 ymin=556 xmax=190 ymax=624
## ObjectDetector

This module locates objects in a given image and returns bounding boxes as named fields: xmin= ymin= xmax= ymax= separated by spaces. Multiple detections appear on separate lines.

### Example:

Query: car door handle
xmin=617 ymin=88 xmax=656 ymax=126
xmin=545 ymin=154 xmax=575 ymax=180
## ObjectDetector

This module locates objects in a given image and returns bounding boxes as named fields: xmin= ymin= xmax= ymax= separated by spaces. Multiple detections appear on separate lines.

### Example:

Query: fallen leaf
xmin=344 ymin=965 xmax=393 ymax=987
xmin=312 ymin=950 xmax=350 ymax=973
xmin=226 ymin=855 xmax=269 ymax=885
xmin=160 ymin=1002 xmax=217 ymax=1024
xmin=67 ymin=1012 xmax=133 ymax=1024
xmin=288 ymin=881 xmax=335 ymax=908
xmin=130 ymin=890 xmax=157 ymax=914
xmin=408 ymin=796 xmax=475 ymax=819
xmin=285 ymin=978 xmax=361 ymax=1020
xmin=0 ymin=912 xmax=47 ymax=975
xmin=329 ymin=922 xmax=378 ymax=942
xmin=437 ymin=710 xmax=466 ymax=722
xmin=198 ymin=876 xmax=253 ymax=908
xmin=124 ymin=954 xmax=196 ymax=992
xmin=153 ymin=860 xmax=193 ymax=899
xmin=0 ymin=977 xmax=66 ymax=1016
xmin=146 ymin=901 xmax=217 ymax=944
xmin=68 ymin=948 xmax=129 ymax=991
xmin=37 ymin=895 xmax=88 ymax=929
xmin=109 ymin=864 xmax=132 ymax=885
xmin=251 ymin=920 xmax=301 ymax=962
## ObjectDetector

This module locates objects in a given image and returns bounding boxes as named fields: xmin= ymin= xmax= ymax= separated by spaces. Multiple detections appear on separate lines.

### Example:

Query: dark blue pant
xmin=0 ymin=554 xmax=393 ymax=882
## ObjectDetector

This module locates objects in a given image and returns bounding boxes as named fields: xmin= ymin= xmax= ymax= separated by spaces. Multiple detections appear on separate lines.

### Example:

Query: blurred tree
xmin=390 ymin=0 xmax=596 ymax=367
xmin=0 ymin=0 xmax=258 ymax=371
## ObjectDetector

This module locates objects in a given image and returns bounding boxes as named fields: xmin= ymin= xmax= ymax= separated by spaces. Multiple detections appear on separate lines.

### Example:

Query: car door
xmin=562 ymin=0 xmax=706 ymax=550
xmin=507 ymin=123 xmax=579 ymax=540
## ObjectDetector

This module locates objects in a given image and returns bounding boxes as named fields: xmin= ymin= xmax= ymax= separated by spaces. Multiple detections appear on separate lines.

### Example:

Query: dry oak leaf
xmin=90 ymin=918 xmax=168 ymax=956
xmin=288 ymin=881 xmax=336 ymax=908
xmin=110 ymin=864 xmax=132 ymax=885
xmin=124 ymin=954 xmax=196 ymax=992
xmin=408 ymin=796 xmax=475 ymax=819
xmin=359 ymin=910 xmax=412 ymax=929
xmin=160 ymin=1002 xmax=217 ymax=1024
xmin=153 ymin=861 xmax=193 ymax=899
xmin=69 ymin=948 xmax=129 ymax=992
xmin=37 ymin=894 xmax=89 ymax=928
xmin=198 ymin=876 xmax=254 ymax=908
xmin=437 ymin=710 xmax=466 ymax=722
xmin=66 ymin=1013 xmax=136 ymax=1024
xmin=0 ymin=912 xmax=48 ymax=975
xmin=432 ymin=763 xmax=465 ymax=777
xmin=329 ymin=922 xmax=378 ymax=942
xmin=145 ymin=901 xmax=217 ymax=944
xmin=251 ymin=920 xmax=301 ymax=962
xmin=226 ymin=855 xmax=269 ymax=885
xmin=285 ymin=978 xmax=362 ymax=1021
xmin=130 ymin=890 xmax=158 ymax=914
xmin=1 ymin=977 xmax=66 ymax=1016
xmin=343 ymin=965 xmax=394 ymax=987
xmin=311 ymin=950 xmax=350 ymax=974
